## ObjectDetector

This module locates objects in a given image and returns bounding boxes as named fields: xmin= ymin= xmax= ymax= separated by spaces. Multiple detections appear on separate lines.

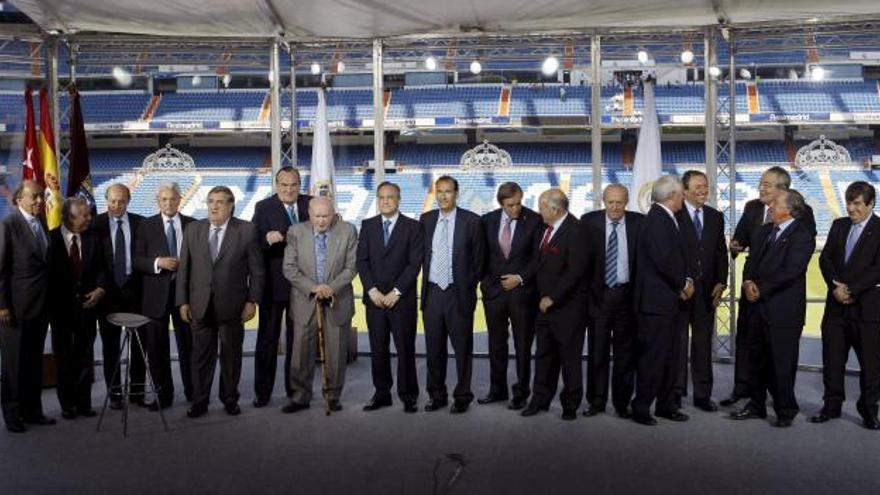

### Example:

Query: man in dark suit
xmin=631 ymin=175 xmax=694 ymax=426
xmin=177 ymin=186 xmax=264 ymax=418
xmin=521 ymin=188 xmax=590 ymax=421
xmin=674 ymin=170 xmax=728 ymax=412
xmin=251 ymin=166 xmax=311 ymax=408
xmin=478 ymin=182 xmax=541 ymax=410
xmin=731 ymin=189 xmax=815 ymax=427
xmin=813 ymin=181 xmax=880 ymax=430
xmin=581 ymin=184 xmax=642 ymax=418
xmin=723 ymin=166 xmax=816 ymax=406
xmin=92 ymin=183 xmax=145 ymax=409
xmin=357 ymin=182 xmax=424 ymax=413
xmin=0 ymin=181 xmax=54 ymax=433
xmin=133 ymin=182 xmax=194 ymax=410
xmin=420 ymin=175 xmax=485 ymax=414
xmin=49 ymin=197 xmax=107 ymax=420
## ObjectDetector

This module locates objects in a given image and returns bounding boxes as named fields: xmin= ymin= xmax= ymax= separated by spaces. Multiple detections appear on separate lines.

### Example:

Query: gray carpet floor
xmin=2 ymin=355 xmax=879 ymax=494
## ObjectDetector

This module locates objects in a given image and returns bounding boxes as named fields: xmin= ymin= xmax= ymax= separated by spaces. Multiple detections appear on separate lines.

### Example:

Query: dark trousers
xmin=820 ymin=311 xmax=880 ymax=418
xmin=423 ymin=284 xmax=474 ymax=404
xmin=745 ymin=312 xmax=803 ymax=419
xmin=253 ymin=300 xmax=293 ymax=401
xmin=675 ymin=292 xmax=716 ymax=402
xmin=1 ymin=317 xmax=49 ymax=423
xmin=530 ymin=310 xmax=586 ymax=412
xmin=483 ymin=290 xmax=536 ymax=401
xmin=191 ymin=301 xmax=245 ymax=406
xmin=367 ymin=305 xmax=419 ymax=401
xmin=587 ymin=285 xmax=636 ymax=411
xmin=731 ymin=299 xmax=752 ymax=398
xmin=632 ymin=311 xmax=686 ymax=419
xmin=51 ymin=312 xmax=97 ymax=412
xmin=145 ymin=292 xmax=193 ymax=405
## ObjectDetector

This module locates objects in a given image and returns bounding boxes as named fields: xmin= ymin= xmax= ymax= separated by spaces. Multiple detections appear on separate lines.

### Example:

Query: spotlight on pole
xmin=336 ymin=61 xmax=346 ymax=73
xmin=708 ymin=66 xmax=722 ymax=79
xmin=541 ymin=56 xmax=560 ymax=76
xmin=425 ymin=56 xmax=437 ymax=71
xmin=191 ymin=75 xmax=201 ymax=86
xmin=680 ymin=49 xmax=694 ymax=64
xmin=811 ymin=66 xmax=826 ymax=81
xmin=637 ymin=50 xmax=649 ymax=64
xmin=310 ymin=62 xmax=321 ymax=75
xmin=112 ymin=66 xmax=132 ymax=87
xmin=470 ymin=60 xmax=482 ymax=75
xmin=222 ymin=74 xmax=231 ymax=88
xmin=739 ymin=68 xmax=752 ymax=80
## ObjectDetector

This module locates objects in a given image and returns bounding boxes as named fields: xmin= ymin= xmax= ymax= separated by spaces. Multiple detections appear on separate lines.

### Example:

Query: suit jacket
xmin=0 ymin=210 xmax=51 ymax=323
xmin=535 ymin=214 xmax=590 ymax=323
xmin=419 ymin=207 xmax=486 ymax=316
xmin=133 ymin=213 xmax=195 ymax=319
xmin=175 ymin=217 xmax=264 ymax=321
xmin=47 ymin=228 xmax=107 ymax=321
xmin=91 ymin=211 xmax=145 ymax=313
xmin=252 ymin=193 xmax=312 ymax=303
xmin=676 ymin=204 xmax=729 ymax=309
xmin=581 ymin=209 xmax=643 ymax=316
xmin=283 ymin=219 xmax=358 ymax=328
xmin=732 ymin=197 xmax=816 ymax=259
xmin=743 ymin=219 xmax=816 ymax=327
xmin=635 ymin=204 xmax=689 ymax=316
xmin=480 ymin=207 xmax=541 ymax=302
xmin=819 ymin=214 xmax=880 ymax=322
xmin=356 ymin=213 xmax=424 ymax=314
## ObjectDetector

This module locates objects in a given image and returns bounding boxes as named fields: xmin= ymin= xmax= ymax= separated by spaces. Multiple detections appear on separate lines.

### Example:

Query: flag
xmin=67 ymin=85 xmax=95 ymax=213
xmin=39 ymin=87 xmax=62 ymax=229
xmin=21 ymin=88 xmax=42 ymax=184
xmin=310 ymin=87 xmax=336 ymax=203
xmin=631 ymin=77 xmax=662 ymax=213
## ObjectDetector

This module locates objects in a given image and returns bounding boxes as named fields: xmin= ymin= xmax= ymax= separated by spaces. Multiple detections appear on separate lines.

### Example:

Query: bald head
xmin=15 ymin=180 xmax=45 ymax=217
xmin=105 ymin=183 xmax=131 ymax=218
xmin=309 ymin=196 xmax=336 ymax=233
xmin=538 ymin=188 xmax=569 ymax=225
xmin=602 ymin=184 xmax=629 ymax=221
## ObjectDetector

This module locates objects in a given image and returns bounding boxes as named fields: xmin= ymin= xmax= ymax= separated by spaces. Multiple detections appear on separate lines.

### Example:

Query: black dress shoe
xmin=809 ymin=410 xmax=840 ymax=423
xmin=363 ymin=396 xmax=393 ymax=411
xmin=774 ymin=417 xmax=793 ymax=428
xmin=252 ymin=397 xmax=270 ymax=408
xmin=632 ymin=414 xmax=658 ymax=426
xmin=730 ymin=408 xmax=766 ymax=420
xmin=328 ymin=400 xmax=343 ymax=412
xmin=61 ymin=409 xmax=78 ymax=420
xmin=424 ymin=399 xmax=448 ymax=412
xmin=521 ymin=404 xmax=549 ymax=417
xmin=615 ymin=407 xmax=632 ymax=419
xmin=582 ymin=405 xmax=605 ymax=417
xmin=862 ymin=415 xmax=880 ymax=430
xmin=5 ymin=421 xmax=26 ymax=433
xmin=477 ymin=393 xmax=508 ymax=405
xmin=24 ymin=415 xmax=56 ymax=426
xmin=403 ymin=401 xmax=418 ymax=413
xmin=146 ymin=401 xmax=171 ymax=412
xmin=450 ymin=402 xmax=469 ymax=414
xmin=693 ymin=399 xmax=718 ymax=412
xmin=281 ymin=401 xmax=310 ymax=414
xmin=225 ymin=403 xmax=241 ymax=416
xmin=130 ymin=397 xmax=147 ymax=407
xmin=78 ymin=408 xmax=97 ymax=418
xmin=187 ymin=402 xmax=208 ymax=418
xmin=657 ymin=411 xmax=689 ymax=422
xmin=719 ymin=395 xmax=744 ymax=407
xmin=507 ymin=397 xmax=527 ymax=410
xmin=561 ymin=409 xmax=577 ymax=421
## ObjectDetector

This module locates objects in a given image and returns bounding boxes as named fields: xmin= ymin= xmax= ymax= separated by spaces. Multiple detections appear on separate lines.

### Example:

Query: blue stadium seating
xmin=152 ymin=90 xmax=265 ymax=122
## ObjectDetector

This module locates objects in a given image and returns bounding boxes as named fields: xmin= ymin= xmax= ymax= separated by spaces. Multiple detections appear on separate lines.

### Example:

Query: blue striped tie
xmin=605 ymin=221 xmax=619 ymax=287
xmin=316 ymin=233 xmax=328 ymax=284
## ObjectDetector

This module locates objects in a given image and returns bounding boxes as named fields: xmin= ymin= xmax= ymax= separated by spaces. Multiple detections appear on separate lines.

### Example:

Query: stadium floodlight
xmin=637 ymin=50 xmax=649 ymax=64
xmin=112 ymin=66 xmax=132 ymax=87
xmin=541 ymin=56 xmax=559 ymax=76
xmin=310 ymin=62 xmax=321 ymax=75
xmin=811 ymin=66 xmax=826 ymax=81
xmin=739 ymin=68 xmax=752 ymax=80
xmin=191 ymin=75 xmax=202 ymax=86
xmin=425 ymin=56 xmax=438 ymax=71
xmin=222 ymin=74 xmax=231 ymax=88
xmin=708 ymin=66 xmax=722 ymax=79
xmin=680 ymin=50 xmax=694 ymax=64
xmin=470 ymin=60 xmax=482 ymax=75
xmin=336 ymin=61 xmax=346 ymax=73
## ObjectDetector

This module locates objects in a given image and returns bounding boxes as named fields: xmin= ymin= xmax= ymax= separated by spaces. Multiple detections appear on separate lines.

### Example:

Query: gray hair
xmin=61 ymin=196 xmax=90 ymax=227
xmin=781 ymin=189 xmax=807 ymax=220
xmin=308 ymin=195 xmax=336 ymax=213
xmin=602 ymin=183 xmax=629 ymax=201
xmin=540 ymin=188 xmax=569 ymax=212
xmin=651 ymin=175 xmax=683 ymax=203
xmin=155 ymin=181 xmax=182 ymax=199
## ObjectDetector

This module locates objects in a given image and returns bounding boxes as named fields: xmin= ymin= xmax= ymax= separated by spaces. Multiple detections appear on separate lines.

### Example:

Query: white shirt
xmin=685 ymin=201 xmax=702 ymax=225
xmin=429 ymin=208 xmax=457 ymax=285
xmin=848 ymin=216 xmax=871 ymax=247
xmin=544 ymin=214 xmax=567 ymax=243
xmin=657 ymin=203 xmax=679 ymax=229
xmin=153 ymin=213 xmax=184 ymax=274
xmin=606 ymin=214 xmax=629 ymax=284
xmin=109 ymin=213 xmax=132 ymax=275
xmin=498 ymin=210 xmax=519 ymax=244
xmin=773 ymin=217 xmax=796 ymax=240
xmin=208 ymin=218 xmax=231 ymax=252
xmin=60 ymin=225 xmax=81 ymax=255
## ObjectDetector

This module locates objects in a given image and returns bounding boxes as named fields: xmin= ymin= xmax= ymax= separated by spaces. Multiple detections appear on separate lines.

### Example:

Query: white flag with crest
xmin=310 ymin=87 xmax=336 ymax=203
xmin=631 ymin=77 xmax=662 ymax=212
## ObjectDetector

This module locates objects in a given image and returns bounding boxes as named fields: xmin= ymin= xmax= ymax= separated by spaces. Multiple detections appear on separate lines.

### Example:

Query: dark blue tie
xmin=166 ymin=219 xmax=177 ymax=257
xmin=114 ymin=219 xmax=127 ymax=287
xmin=287 ymin=204 xmax=297 ymax=224
xmin=383 ymin=219 xmax=391 ymax=247
xmin=605 ymin=221 xmax=619 ymax=287
xmin=693 ymin=209 xmax=703 ymax=241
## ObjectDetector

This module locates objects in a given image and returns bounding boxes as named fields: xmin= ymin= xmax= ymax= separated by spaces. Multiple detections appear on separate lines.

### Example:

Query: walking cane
xmin=315 ymin=297 xmax=332 ymax=416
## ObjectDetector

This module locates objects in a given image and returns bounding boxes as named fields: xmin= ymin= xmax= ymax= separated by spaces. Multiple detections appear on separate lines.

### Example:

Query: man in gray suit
xmin=177 ymin=186 xmax=264 ymax=418
xmin=281 ymin=197 xmax=358 ymax=413
xmin=0 ymin=180 xmax=55 ymax=433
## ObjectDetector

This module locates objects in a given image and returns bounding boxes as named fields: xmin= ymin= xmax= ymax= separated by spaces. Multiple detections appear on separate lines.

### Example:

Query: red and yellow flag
xmin=21 ymin=88 xmax=43 ymax=184
xmin=38 ymin=87 xmax=62 ymax=229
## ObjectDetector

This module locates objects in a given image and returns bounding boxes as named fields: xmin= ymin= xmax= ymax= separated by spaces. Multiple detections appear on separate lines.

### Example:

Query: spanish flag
xmin=39 ymin=87 xmax=62 ymax=229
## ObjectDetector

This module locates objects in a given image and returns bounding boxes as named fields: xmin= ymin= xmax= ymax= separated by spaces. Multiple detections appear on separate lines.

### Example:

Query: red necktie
xmin=70 ymin=234 xmax=82 ymax=280
xmin=500 ymin=218 xmax=513 ymax=259
xmin=540 ymin=225 xmax=554 ymax=251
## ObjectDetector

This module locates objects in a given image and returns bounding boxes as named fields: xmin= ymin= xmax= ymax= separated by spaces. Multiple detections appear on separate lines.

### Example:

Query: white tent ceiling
xmin=10 ymin=0 xmax=880 ymax=40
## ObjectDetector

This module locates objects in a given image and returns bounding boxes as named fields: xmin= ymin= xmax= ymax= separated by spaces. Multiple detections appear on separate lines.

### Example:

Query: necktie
xmin=434 ymin=218 xmax=451 ymax=289
xmin=540 ymin=225 xmax=554 ymax=251
xmin=70 ymin=234 xmax=82 ymax=280
xmin=114 ymin=219 xmax=127 ymax=287
xmin=693 ymin=209 xmax=703 ymax=241
xmin=845 ymin=223 xmax=861 ymax=263
xmin=500 ymin=217 xmax=513 ymax=259
xmin=765 ymin=225 xmax=781 ymax=250
xmin=166 ymin=219 xmax=178 ymax=257
xmin=316 ymin=233 xmax=328 ymax=284
xmin=287 ymin=204 xmax=298 ymax=224
xmin=29 ymin=217 xmax=46 ymax=254
xmin=763 ymin=208 xmax=772 ymax=225
xmin=210 ymin=226 xmax=221 ymax=262
xmin=605 ymin=221 xmax=619 ymax=287
xmin=383 ymin=219 xmax=391 ymax=247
